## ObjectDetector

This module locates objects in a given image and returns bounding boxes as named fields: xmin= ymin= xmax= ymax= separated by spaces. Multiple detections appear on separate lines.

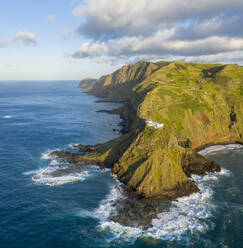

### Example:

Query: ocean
xmin=0 ymin=81 xmax=242 ymax=248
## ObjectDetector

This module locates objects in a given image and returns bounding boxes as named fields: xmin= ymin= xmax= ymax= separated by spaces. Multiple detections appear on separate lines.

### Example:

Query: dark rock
xmin=178 ymin=138 xmax=191 ymax=148
xmin=229 ymin=105 xmax=237 ymax=129
xmin=108 ymin=188 xmax=171 ymax=230
xmin=50 ymin=165 xmax=83 ymax=177
xmin=182 ymin=152 xmax=221 ymax=177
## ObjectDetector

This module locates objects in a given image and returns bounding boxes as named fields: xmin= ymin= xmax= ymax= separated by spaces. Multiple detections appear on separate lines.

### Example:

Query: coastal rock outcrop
xmin=56 ymin=61 xmax=243 ymax=201
xmin=78 ymin=78 xmax=97 ymax=89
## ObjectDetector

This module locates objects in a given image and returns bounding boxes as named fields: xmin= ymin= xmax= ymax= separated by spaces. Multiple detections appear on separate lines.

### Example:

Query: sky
xmin=0 ymin=0 xmax=243 ymax=80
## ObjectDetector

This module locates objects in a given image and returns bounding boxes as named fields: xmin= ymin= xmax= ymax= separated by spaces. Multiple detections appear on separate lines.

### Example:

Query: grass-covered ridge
xmin=75 ymin=61 xmax=243 ymax=199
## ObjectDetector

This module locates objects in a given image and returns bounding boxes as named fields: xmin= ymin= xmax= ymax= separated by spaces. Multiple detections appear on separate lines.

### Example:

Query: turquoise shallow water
xmin=0 ymin=81 xmax=242 ymax=248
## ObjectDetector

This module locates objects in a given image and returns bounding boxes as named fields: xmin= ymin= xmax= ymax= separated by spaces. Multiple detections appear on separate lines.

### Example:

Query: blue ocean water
xmin=0 ymin=81 xmax=242 ymax=248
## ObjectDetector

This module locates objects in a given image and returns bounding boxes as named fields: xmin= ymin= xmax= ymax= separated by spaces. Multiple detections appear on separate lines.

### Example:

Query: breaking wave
xmin=198 ymin=144 xmax=243 ymax=156
xmin=24 ymin=150 xmax=102 ymax=186
xmin=77 ymin=169 xmax=232 ymax=245
xmin=35 ymin=146 xmax=235 ymax=243
xmin=23 ymin=166 xmax=89 ymax=186
xmin=77 ymin=180 xmax=124 ymax=220
xmin=40 ymin=149 xmax=58 ymax=160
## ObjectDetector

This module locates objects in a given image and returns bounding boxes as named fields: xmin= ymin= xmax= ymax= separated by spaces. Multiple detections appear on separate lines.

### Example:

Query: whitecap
xmin=2 ymin=115 xmax=13 ymax=119
xmin=198 ymin=144 xmax=243 ymax=156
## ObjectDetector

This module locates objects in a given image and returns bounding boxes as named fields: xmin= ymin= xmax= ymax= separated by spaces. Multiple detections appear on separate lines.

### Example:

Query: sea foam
xmin=40 ymin=149 xmax=58 ymax=160
xmin=198 ymin=144 xmax=243 ymax=156
xmin=24 ymin=149 xmax=99 ymax=186
xmin=77 ymin=169 xmax=232 ymax=245
xmin=68 ymin=143 xmax=79 ymax=149
xmin=24 ymin=166 xmax=89 ymax=186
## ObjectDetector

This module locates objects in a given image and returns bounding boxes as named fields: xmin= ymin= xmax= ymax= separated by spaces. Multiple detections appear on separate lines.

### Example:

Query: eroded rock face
xmin=182 ymin=152 xmax=221 ymax=177
xmin=78 ymin=78 xmax=97 ymax=89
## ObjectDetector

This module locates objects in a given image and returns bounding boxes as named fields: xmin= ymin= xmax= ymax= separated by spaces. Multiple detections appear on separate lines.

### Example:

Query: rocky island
xmin=51 ymin=61 xmax=243 ymax=227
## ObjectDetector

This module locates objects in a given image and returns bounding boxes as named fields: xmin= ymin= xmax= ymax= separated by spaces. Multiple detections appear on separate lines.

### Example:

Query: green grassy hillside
xmin=74 ymin=61 xmax=243 ymax=199
xmin=78 ymin=78 xmax=97 ymax=88
xmin=82 ymin=61 xmax=160 ymax=102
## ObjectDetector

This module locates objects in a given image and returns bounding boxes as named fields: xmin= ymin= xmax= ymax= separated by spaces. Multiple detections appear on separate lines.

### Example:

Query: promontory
xmin=53 ymin=61 xmax=243 ymax=202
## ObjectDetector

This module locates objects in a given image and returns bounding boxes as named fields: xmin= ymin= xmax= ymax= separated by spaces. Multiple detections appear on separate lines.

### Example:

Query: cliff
xmin=56 ymin=61 xmax=243 ymax=200
xmin=82 ymin=61 xmax=162 ymax=102
xmin=78 ymin=78 xmax=97 ymax=88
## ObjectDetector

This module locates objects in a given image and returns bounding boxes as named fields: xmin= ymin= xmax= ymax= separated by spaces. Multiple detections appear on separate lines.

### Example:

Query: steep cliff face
xmin=72 ymin=61 xmax=243 ymax=199
xmin=78 ymin=78 xmax=97 ymax=88
xmin=83 ymin=61 xmax=160 ymax=101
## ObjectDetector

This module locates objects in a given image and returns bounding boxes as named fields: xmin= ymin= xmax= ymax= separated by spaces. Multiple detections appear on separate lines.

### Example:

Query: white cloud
xmin=73 ymin=0 xmax=243 ymax=38
xmin=72 ymin=32 xmax=243 ymax=58
xmin=12 ymin=30 xmax=37 ymax=45
xmin=0 ymin=30 xmax=37 ymax=48
xmin=71 ymin=0 xmax=243 ymax=64
xmin=184 ymin=51 xmax=243 ymax=64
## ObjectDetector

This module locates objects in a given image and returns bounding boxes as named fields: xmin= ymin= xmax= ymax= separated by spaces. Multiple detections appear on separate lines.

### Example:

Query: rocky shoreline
xmin=49 ymin=60 xmax=243 ymax=228
xmin=49 ymin=145 xmax=220 ymax=229
xmin=49 ymin=90 xmax=221 ymax=229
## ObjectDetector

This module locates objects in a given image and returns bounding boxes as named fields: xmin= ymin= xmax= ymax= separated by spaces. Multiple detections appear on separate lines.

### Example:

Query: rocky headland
xmin=51 ymin=61 xmax=243 ymax=228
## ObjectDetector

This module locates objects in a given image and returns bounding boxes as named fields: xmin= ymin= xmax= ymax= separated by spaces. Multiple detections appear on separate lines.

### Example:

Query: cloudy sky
xmin=1 ymin=0 xmax=243 ymax=80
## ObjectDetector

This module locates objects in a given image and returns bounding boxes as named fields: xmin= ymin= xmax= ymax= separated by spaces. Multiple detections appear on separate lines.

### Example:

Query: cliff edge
xmin=56 ymin=61 xmax=243 ymax=200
